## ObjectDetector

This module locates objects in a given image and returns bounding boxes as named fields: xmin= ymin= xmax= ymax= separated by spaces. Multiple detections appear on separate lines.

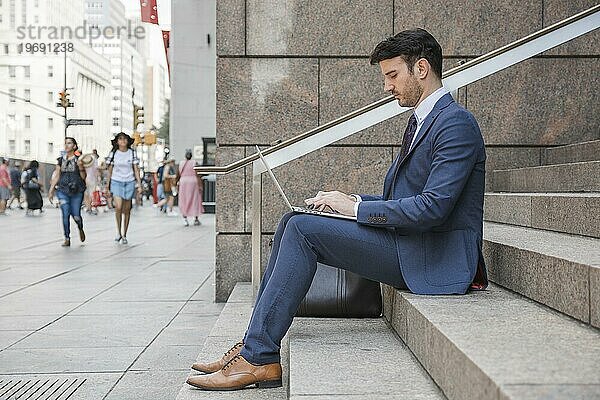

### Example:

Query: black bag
xmin=22 ymin=170 xmax=40 ymax=190
xmin=295 ymin=263 xmax=382 ymax=318
xmin=24 ymin=181 xmax=40 ymax=190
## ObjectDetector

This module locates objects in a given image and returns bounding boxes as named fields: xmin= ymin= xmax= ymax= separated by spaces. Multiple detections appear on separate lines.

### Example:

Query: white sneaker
xmin=121 ymin=237 xmax=128 ymax=245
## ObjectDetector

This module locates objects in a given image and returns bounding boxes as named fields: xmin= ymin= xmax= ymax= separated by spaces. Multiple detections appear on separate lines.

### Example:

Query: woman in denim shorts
xmin=106 ymin=132 xmax=142 ymax=244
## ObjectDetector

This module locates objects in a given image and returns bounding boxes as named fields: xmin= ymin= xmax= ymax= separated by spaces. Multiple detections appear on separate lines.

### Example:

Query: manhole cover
xmin=0 ymin=378 xmax=86 ymax=400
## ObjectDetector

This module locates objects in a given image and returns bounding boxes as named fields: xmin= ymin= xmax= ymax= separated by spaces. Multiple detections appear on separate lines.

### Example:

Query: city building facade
xmin=0 ymin=0 xmax=111 ymax=163
xmin=170 ymin=0 xmax=215 ymax=164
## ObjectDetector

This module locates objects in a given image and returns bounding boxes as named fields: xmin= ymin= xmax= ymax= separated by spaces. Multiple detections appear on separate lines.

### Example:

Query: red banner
xmin=162 ymin=30 xmax=170 ymax=81
xmin=140 ymin=0 xmax=159 ymax=24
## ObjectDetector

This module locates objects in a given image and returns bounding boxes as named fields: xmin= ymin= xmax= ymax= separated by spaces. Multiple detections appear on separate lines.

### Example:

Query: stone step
xmin=175 ymin=283 xmax=287 ymax=400
xmin=484 ymin=192 xmax=600 ymax=238
xmin=543 ymin=139 xmax=600 ymax=165
xmin=386 ymin=284 xmax=600 ymax=400
xmin=483 ymin=221 xmax=599 ymax=327
xmin=288 ymin=318 xmax=446 ymax=400
xmin=492 ymin=161 xmax=600 ymax=192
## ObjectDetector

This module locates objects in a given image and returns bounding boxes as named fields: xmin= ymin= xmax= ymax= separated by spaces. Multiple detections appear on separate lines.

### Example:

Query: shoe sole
xmin=187 ymin=379 xmax=282 ymax=391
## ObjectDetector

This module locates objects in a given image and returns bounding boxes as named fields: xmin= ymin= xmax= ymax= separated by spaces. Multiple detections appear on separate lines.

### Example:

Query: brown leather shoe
xmin=187 ymin=355 xmax=282 ymax=391
xmin=191 ymin=341 xmax=243 ymax=373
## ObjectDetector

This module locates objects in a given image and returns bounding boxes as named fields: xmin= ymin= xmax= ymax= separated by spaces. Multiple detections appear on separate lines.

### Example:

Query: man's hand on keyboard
xmin=304 ymin=191 xmax=357 ymax=217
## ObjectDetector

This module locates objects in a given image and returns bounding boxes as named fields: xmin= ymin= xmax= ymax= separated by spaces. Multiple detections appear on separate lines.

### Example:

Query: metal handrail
xmin=195 ymin=4 xmax=600 ymax=175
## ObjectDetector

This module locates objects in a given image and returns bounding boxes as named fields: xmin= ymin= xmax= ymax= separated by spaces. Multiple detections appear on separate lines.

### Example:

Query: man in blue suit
xmin=187 ymin=28 xmax=488 ymax=391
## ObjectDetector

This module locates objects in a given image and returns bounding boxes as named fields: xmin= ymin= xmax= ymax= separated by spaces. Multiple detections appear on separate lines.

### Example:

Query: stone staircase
xmin=178 ymin=140 xmax=599 ymax=399
xmin=376 ymin=139 xmax=600 ymax=399
xmin=484 ymin=138 xmax=599 ymax=327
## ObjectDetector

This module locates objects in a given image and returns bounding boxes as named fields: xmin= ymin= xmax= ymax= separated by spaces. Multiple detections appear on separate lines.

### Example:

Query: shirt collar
xmin=413 ymin=86 xmax=449 ymax=126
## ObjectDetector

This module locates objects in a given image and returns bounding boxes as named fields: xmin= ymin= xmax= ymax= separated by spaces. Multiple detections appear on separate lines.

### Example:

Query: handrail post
xmin=251 ymin=162 xmax=263 ymax=300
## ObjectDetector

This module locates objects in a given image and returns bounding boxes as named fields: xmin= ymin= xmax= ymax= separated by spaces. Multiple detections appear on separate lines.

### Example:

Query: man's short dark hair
xmin=370 ymin=28 xmax=443 ymax=79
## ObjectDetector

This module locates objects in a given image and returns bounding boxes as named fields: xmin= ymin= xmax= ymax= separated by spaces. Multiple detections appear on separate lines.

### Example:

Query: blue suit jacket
xmin=357 ymin=93 xmax=488 ymax=294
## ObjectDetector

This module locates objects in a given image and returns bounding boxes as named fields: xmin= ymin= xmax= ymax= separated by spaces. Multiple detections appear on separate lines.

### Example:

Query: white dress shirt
xmin=353 ymin=86 xmax=450 ymax=216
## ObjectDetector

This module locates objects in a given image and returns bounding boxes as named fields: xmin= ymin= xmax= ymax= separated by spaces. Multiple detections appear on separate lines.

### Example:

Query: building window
xmin=24 ymin=115 xmax=30 ymax=128
xmin=9 ymin=140 xmax=15 ymax=155
xmin=48 ymin=91 xmax=53 ymax=103
xmin=24 ymin=89 xmax=30 ymax=102
xmin=202 ymin=137 xmax=217 ymax=166
xmin=0 ymin=14 xmax=3 ymax=23
xmin=47 ymin=65 xmax=53 ymax=77
xmin=8 ymin=65 xmax=15 ymax=77
xmin=34 ymin=15 xmax=38 ymax=23
xmin=34 ymin=0 xmax=39 ymax=7
xmin=24 ymin=140 xmax=30 ymax=156
xmin=9 ymin=88 xmax=15 ymax=102
xmin=23 ymin=65 xmax=30 ymax=78
xmin=48 ymin=142 xmax=54 ymax=154
xmin=48 ymin=117 xmax=53 ymax=128
xmin=3 ymin=44 xmax=8 ymax=54
xmin=112 ymin=117 xmax=119 ymax=126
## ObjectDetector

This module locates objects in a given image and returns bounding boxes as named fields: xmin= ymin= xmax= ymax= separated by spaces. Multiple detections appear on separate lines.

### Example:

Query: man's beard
xmin=396 ymin=78 xmax=423 ymax=108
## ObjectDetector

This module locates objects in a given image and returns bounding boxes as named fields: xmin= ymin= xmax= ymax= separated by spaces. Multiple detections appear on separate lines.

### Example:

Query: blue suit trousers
xmin=240 ymin=212 xmax=407 ymax=365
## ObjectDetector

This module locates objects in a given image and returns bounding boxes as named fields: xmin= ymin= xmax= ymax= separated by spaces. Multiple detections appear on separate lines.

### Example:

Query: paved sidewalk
xmin=0 ymin=205 xmax=221 ymax=399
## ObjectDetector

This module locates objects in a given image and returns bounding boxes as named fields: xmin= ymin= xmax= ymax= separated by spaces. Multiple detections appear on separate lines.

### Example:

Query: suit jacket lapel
xmin=383 ymin=152 xmax=402 ymax=199
xmin=398 ymin=93 xmax=454 ymax=168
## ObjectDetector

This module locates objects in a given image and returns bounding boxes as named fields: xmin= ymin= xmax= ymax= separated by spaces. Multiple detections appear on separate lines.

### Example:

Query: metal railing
xmin=196 ymin=5 xmax=600 ymax=296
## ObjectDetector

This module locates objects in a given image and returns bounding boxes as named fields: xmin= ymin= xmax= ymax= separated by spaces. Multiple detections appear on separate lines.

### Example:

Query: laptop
xmin=255 ymin=146 xmax=357 ymax=221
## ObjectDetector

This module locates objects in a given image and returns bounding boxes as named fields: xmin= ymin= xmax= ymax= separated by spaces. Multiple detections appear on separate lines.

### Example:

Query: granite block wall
xmin=214 ymin=0 xmax=600 ymax=301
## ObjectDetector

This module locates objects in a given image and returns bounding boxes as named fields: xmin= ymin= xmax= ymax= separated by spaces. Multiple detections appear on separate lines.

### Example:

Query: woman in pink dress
xmin=178 ymin=150 xmax=204 ymax=226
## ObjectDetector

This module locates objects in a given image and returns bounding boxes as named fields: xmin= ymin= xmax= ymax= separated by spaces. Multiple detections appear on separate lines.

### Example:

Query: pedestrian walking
xmin=82 ymin=150 xmax=99 ymax=214
xmin=21 ymin=160 xmax=44 ymax=216
xmin=155 ymin=161 xmax=166 ymax=212
xmin=156 ymin=159 xmax=177 ymax=215
xmin=106 ymin=132 xmax=142 ymax=244
xmin=0 ymin=157 xmax=11 ymax=216
xmin=178 ymin=150 xmax=204 ymax=226
xmin=8 ymin=161 xmax=24 ymax=210
xmin=48 ymin=138 xmax=87 ymax=247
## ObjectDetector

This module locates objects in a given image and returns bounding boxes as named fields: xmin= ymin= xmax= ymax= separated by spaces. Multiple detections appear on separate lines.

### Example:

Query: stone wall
xmin=214 ymin=0 xmax=600 ymax=301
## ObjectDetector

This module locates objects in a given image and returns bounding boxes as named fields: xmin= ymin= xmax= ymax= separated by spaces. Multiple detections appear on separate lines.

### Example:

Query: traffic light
xmin=57 ymin=91 xmax=73 ymax=108
xmin=133 ymin=105 xmax=144 ymax=130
